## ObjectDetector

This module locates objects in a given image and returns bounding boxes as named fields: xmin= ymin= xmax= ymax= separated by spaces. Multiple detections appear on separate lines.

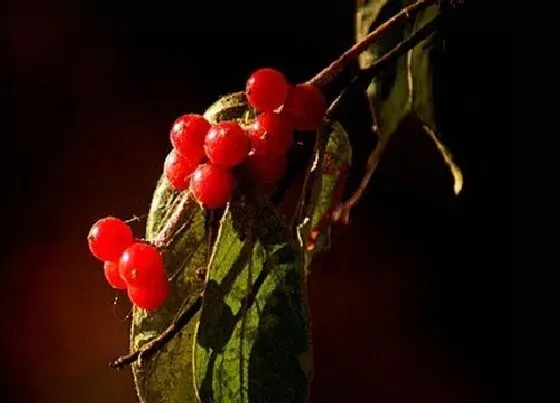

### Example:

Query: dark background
xmin=0 ymin=1 xmax=515 ymax=402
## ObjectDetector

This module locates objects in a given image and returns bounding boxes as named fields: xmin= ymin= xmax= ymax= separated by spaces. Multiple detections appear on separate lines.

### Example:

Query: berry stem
xmin=307 ymin=0 xmax=436 ymax=88
xmin=109 ymin=295 xmax=203 ymax=369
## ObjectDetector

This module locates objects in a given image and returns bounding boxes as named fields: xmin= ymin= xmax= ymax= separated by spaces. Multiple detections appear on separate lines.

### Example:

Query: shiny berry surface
xmin=284 ymin=84 xmax=326 ymax=130
xmin=119 ymin=242 xmax=165 ymax=288
xmin=245 ymin=154 xmax=287 ymax=184
xmin=103 ymin=260 xmax=127 ymax=290
xmin=170 ymin=114 xmax=210 ymax=162
xmin=190 ymin=163 xmax=236 ymax=209
xmin=164 ymin=150 xmax=198 ymax=190
xmin=245 ymin=68 xmax=289 ymax=112
xmin=128 ymin=275 xmax=169 ymax=311
xmin=248 ymin=112 xmax=294 ymax=157
xmin=88 ymin=217 xmax=134 ymax=262
xmin=204 ymin=121 xmax=250 ymax=168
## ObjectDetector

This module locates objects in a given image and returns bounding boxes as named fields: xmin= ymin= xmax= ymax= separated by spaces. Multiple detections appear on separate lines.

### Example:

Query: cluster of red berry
xmin=87 ymin=217 xmax=168 ymax=311
xmin=164 ymin=68 xmax=326 ymax=208
xmin=86 ymin=68 xmax=326 ymax=311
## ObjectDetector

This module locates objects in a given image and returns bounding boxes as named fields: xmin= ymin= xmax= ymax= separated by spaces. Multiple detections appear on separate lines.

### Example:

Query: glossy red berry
xmin=88 ymin=217 xmax=134 ymax=262
xmin=284 ymin=84 xmax=326 ymax=130
xmin=245 ymin=154 xmax=287 ymax=184
xmin=246 ymin=68 xmax=289 ymax=112
xmin=204 ymin=121 xmax=250 ymax=168
xmin=190 ymin=163 xmax=236 ymax=209
xmin=170 ymin=114 xmax=211 ymax=162
xmin=164 ymin=150 xmax=198 ymax=190
xmin=248 ymin=112 xmax=294 ymax=157
xmin=103 ymin=261 xmax=127 ymax=290
xmin=119 ymin=242 xmax=165 ymax=288
xmin=128 ymin=275 xmax=169 ymax=311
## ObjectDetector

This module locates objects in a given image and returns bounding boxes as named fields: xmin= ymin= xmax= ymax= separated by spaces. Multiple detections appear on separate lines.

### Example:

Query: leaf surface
xmin=193 ymin=196 xmax=312 ymax=403
xmin=131 ymin=181 xmax=208 ymax=403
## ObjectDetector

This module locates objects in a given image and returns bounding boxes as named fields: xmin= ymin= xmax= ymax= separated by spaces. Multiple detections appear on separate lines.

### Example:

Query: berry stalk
xmin=307 ymin=0 xmax=436 ymax=88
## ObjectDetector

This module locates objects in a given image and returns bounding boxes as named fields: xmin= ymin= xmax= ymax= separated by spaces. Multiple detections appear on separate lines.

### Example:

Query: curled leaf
xmin=423 ymin=124 xmax=463 ymax=195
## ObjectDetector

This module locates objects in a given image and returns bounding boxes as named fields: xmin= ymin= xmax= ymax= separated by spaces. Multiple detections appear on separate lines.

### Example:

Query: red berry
xmin=128 ymin=275 xmax=169 ymax=311
xmin=204 ymin=121 xmax=250 ymax=168
xmin=190 ymin=163 xmax=236 ymax=209
xmin=164 ymin=150 xmax=198 ymax=190
xmin=103 ymin=260 xmax=127 ymax=290
xmin=119 ymin=242 xmax=165 ymax=288
xmin=88 ymin=217 xmax=134 ymax=262
xmin=245 ymin=154 xmax=287 ymax=184
xmin=246 ymin=68 xmax=289 ymax=112
xmin=248 ymin=112 xmax=294 ymax=157
xmin=284 ymin=84 xmax=326 ymax=130
xmin=170 ymin=114 xmax=211 ymax=162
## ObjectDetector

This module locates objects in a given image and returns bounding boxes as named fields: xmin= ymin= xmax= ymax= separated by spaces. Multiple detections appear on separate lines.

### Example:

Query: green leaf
xmin=406 ymin=3 xmax=464 ymax=194
xmin=406 ymin=2 xmax=439 ymax=131
xmin=358 ymin=0 xmax=410 ymax=139
xmin=203 ymin=91 xmax=250 ymax=124
xmin=131 ymin=91 xmax=252 ymax=403
xmin=131 ymin=180 xmax=208 ymax=403
xmin=357 ymin=0 xmax=463 ymax=194
xmin=193 ymin=196 xmax=312 ymax=403
xmin=296 ymin=121 xmax=351 ymax=274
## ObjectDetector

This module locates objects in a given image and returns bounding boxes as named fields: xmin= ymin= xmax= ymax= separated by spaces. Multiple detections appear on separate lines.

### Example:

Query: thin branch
xmin=125 ymin=214 xmax=147 ymax=224
xmin=332 ymin=137 xmax=388 ymax=224
xmin=109 ymin=296 xmax=203 ymax=369
xmin=308 ymin=0 xmax=436 ymax=88
xmin=265 ymin=1 xmax=438 ymax=206
xmin=326 ymin=14 xmax=441 ymax=120
xmin=331 ymin=16 xmax=442 ymax=224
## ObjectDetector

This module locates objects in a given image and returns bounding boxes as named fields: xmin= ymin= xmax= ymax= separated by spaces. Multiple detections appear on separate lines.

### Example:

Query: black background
xmin=0 ymin=1 xmax=515 ymax=402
